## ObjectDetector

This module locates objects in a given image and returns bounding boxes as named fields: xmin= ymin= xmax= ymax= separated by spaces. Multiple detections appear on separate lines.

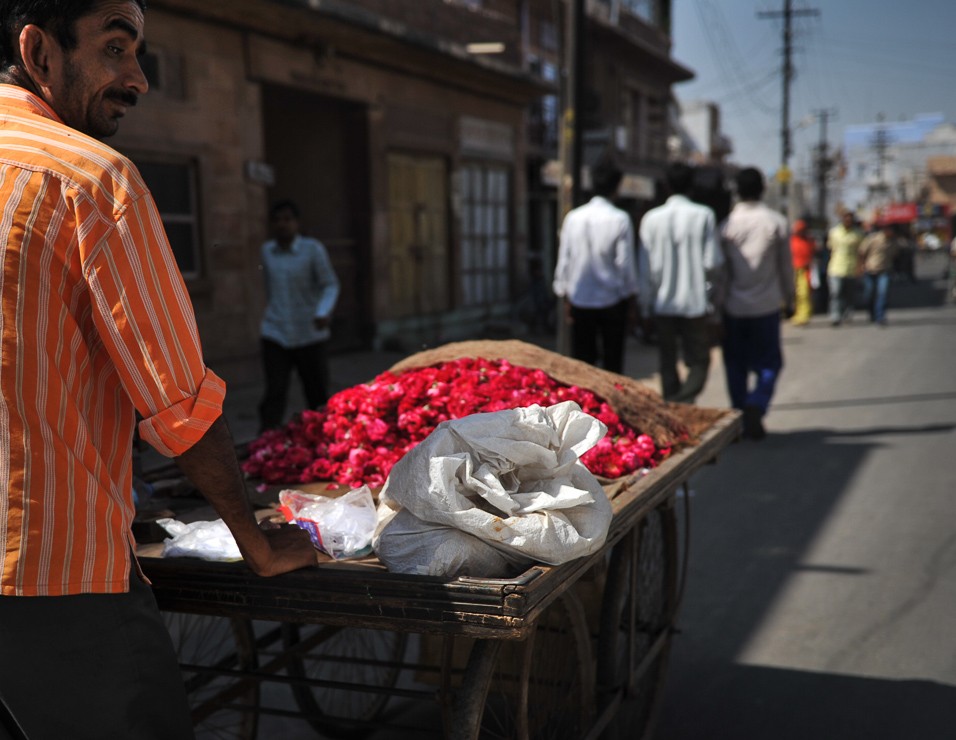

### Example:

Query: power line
xmin=692 ymin=0 xmax=778 ymax=117
xmin=757 ymin=0 xmax=821 ymax=169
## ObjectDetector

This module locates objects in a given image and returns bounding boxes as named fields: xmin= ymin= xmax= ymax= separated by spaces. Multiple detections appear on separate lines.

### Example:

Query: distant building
xmin=839 ymin=113 xmax=956 ymax=224
xmin=670 ymin=100 xmax=733 ymax=165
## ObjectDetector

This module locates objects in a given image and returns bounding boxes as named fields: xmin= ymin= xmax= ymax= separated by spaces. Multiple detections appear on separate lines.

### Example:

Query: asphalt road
xmin=656 ymin=251 xmax=956 ymax=739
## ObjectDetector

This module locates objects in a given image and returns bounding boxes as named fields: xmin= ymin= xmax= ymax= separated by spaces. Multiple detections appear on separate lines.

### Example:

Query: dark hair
xmin=270 ymin=198 xmax=300 ymax=219
xmin=591 ymin=160 xmax=623 ymax=198
xmin=735 ymin=167 xmax=765 ymax=201
xmin=0 ymin=0 xmax=147 ymax=75
xmin=665 ymin=161 xmax=695 ymax=195
xmin=690 ymin=165 xmax=731 ymax=222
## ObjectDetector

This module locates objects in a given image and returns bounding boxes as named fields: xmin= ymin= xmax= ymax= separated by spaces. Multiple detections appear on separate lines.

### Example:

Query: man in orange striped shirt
xmin=0 ymin=2 xmax=317 ymax=737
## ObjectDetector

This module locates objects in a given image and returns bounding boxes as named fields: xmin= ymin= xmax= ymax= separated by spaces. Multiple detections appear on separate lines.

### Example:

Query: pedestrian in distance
xmin=789 ymin=218 xmax=817 ymax=326
xmin=638 ymin=161 xmax=724 ymax=403
xmin=552 ymin=158 xmax=640 ymax=375
xmin=858 ymin=222 xmax=900 ymax=326
xmin=0 ymin=2 xmax=318 ymax=738
xmin=719 ymin=167 xmax=795 ymax=440
xmin=826 ymin=209 xmax=864 ymax=326
xmin=258 ymin=198 xmax=340 ymax=432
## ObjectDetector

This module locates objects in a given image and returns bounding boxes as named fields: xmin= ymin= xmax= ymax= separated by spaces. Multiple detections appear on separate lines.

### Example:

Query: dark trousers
xmin=0 ymin=575 xmax=194 ymax=740
xmin=259 ymin=338 xmax=329 ymax=432
xmin=655 ymin=315 xmax=712 ymax=403
xmin=721 ymin=311 xmax=783 ymax=415
xmin=570 ymin=301 xmax=629 ymax=374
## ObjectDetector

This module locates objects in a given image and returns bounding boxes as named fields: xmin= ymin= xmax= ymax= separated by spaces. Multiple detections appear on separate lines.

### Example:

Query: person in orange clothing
xmin=790 ymin=219 xmax=817 ymax=325
xmin=0 ymin=1 xmax=317 ymax=737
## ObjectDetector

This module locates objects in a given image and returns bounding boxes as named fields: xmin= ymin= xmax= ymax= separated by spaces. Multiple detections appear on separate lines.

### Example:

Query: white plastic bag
xmin=373 ymin=401 xmax=613 ymax=578
xmin=158 ymin=518 xmax=242 ymax=562
xmin=278 ymin=485 xmax=377 ymax=560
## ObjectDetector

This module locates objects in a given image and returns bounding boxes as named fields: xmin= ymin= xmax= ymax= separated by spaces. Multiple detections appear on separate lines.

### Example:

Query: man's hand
xmin=246 ymin=525 xmax=318 ymax=577
xmin=175 ymin=416 xmax=319 ymax=577
xmin=562 ymin=299 xmax=573 ymax=326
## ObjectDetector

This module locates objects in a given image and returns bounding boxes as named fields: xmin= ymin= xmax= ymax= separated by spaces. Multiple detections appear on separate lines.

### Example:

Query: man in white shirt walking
xmin=258 ymin=199 xmax=340 ymax=432
xmin=552 ymin=160 xmax=640 ymax=374
xmin=638 ymin=162 xmax=724 ymax=403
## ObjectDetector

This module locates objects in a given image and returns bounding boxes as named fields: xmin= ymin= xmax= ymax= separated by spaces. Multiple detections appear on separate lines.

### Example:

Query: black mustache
xmin=105 ymin=90 xmax=138 ymax=107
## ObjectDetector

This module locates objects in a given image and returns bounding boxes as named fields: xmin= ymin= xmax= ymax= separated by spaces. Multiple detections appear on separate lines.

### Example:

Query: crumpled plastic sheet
xmin=278 ymin=485 xmax=376 ymax=559
xmin=373 ymin=400 xmax=613 ymax=578
xmin=157 ymin=518 xmax=242 ymax=562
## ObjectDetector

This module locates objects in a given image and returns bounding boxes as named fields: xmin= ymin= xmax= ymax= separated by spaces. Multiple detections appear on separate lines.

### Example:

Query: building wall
xmin=247 ymin=32 xmax=528 ymax=347
xmin=342 ymin=0 xmax=523 ymax=66
xmin=113 ymin=2 xmax=534 ymax=382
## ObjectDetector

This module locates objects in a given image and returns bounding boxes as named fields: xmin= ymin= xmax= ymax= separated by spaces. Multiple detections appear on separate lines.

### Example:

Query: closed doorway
xmin=262 ymin=85 xmax=370 ymax=350
xmin=386 ymin=153 xmax=450 ymax=317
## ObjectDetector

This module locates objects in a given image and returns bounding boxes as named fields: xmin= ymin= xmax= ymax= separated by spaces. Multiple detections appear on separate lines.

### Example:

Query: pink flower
xmin=241 ymin=357 xmax=673 ymax=487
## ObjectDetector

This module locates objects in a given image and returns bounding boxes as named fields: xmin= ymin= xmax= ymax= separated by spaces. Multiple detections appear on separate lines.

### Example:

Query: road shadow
xmin=658 ymin=422 xmax=956 ymax=739
xmin=773 ymin=393 xmax=956 ymax=412
xmin=882 ymin=279 xmax=949 ymax=310
xmin=660 ymin=664 xmax=956 ymax=740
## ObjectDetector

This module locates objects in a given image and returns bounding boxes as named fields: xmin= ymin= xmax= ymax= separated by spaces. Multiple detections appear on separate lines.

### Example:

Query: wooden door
xmin=386 ymin=154 xmax=449 ymax=317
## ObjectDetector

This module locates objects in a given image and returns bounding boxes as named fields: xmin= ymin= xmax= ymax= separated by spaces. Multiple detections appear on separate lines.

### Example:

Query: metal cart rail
xmin=139 ymin=410 xmax=741 ymax=739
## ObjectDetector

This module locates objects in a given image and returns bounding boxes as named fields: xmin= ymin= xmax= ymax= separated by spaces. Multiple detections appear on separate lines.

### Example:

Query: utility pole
xmin=871 ymin=113 xmax=891 ymax=199
xmin=758 ymin=0 xmax=819 ymax=216
xmin=813 ymin=108 xmax=837 ymax=221
xmin=557 ymin=0 xmax=586 ymax=355
xmin=559 ymin=0 xmax=586 ymax=217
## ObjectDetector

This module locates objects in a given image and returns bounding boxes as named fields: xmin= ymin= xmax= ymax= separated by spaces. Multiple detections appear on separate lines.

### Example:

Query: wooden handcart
xmin=137 ymin=410 xmax=740 ymax=740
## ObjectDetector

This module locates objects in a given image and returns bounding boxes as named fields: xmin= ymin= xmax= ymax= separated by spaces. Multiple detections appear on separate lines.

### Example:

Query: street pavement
xmin=656 ymin=252 xmax=956 ymax=739
xmin=188 ymin=251 xmax=956 ymax=739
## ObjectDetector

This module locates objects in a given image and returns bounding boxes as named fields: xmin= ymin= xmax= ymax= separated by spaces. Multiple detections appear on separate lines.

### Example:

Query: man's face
xmin=271 ymin=208 xmax=299 ymax=242
xmin=49 ymin=1 xmax=148 ymax=138
xmin=842 ymin=212 xmax=855 ymax=229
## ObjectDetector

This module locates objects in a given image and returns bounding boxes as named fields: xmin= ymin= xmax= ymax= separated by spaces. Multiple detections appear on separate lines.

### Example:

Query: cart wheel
xmin=281 ymin=624 xmax=407 ymax=738
xmin=163 ymin=613 xmax=259 ymax=740
xmin=451 ymin=590 xmax=596 ymax=740
xmin=596 ymin=504 xmax=678 ymax=740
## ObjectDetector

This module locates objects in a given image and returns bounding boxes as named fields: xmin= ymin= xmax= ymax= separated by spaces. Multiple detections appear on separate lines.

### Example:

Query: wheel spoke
xmin=164 ymin=614 xmax=259 ymax=740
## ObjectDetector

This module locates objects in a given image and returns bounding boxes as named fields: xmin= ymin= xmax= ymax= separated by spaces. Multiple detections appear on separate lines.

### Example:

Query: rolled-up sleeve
xmin=137 ymin=367 xmax=225 ymax=456
xmin=83 ymin=188 xmax=225 ymax=457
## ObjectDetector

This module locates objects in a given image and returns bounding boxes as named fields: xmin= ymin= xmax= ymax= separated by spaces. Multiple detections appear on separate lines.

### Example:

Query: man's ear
xmin=18 ymin=24 xmax=57 ymax=88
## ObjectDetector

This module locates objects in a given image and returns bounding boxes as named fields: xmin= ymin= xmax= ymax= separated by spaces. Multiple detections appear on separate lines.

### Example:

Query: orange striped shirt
xmin=0 ymin=85 xmax=225 ymax=596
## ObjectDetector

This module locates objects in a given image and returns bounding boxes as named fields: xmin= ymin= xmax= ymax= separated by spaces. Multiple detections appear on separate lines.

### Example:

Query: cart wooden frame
xmin=139 ymin=411 xmax=740 ymax=739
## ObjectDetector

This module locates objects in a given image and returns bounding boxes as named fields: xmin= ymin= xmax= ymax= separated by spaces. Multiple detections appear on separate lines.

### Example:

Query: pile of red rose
xmin=241 ymin=357 xmax=672 ymax=488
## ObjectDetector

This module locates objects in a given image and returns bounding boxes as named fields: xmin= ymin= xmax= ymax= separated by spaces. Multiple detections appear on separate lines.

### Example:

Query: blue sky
xmin=670 ymin=0 xmax=956 ymax=178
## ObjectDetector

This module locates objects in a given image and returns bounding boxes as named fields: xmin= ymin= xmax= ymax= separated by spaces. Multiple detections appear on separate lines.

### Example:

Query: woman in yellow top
xmin=826 ymin=210 xmax=865 ymax=326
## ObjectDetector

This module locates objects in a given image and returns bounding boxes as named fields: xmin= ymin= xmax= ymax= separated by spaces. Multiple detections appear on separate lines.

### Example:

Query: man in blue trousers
xmin=719 ymin=168 xmax=795 ymax=440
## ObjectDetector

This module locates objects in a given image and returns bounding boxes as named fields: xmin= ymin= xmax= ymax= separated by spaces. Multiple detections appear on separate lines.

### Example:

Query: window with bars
xmin=529 ymin=57 xmax=559 ymax=151
xmin=459 ymin=164 xmax=510 ymax=307
xmin=134 ymin=159 xmax=202 ymax=279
